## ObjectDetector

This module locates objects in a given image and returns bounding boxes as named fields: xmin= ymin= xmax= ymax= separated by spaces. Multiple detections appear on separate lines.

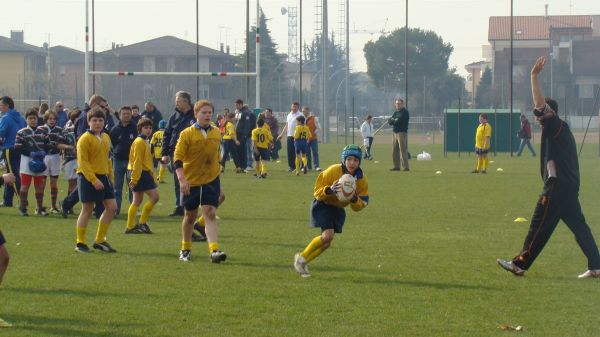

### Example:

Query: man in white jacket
xmin=360 ymin=115 xmax=374 ymax=160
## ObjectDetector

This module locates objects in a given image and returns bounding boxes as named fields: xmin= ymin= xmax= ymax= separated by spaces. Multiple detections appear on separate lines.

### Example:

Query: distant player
xmin=293 ymin=115 xmax=311 ymax=175
xmin=174 ymin=99 xmax=226 ymax=263
xmin=220 ymin=112 xmax=239 ymax=172
xmin=74 ymin=106 xmax=117 ymax=253
xmin=39 ymin=110 xmax=73 ymax=213
xmin=150 ymin=120 xmax=167 ymax=183
xmin=471 ymin=113 xmax=492 ymax=174
xmin=62 ymin=108 xmax=81 ymax=203
xmin=251 ymin=118 xmax=273 ymax=178
xmin=125 ymin=117 xmax=159 ymax=234
xmin=14 ymin=108 xmax=49 ymax=216
xmin=293 ymin=145 xmax=369 ymax=277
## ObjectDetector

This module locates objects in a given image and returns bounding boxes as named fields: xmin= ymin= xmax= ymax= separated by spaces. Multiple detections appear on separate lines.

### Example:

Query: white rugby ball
xmin=336 ymin=174 xmax=357 ymax=202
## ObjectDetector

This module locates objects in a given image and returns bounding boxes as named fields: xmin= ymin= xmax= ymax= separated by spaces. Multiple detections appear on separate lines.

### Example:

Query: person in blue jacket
xmin=0 ymin=96 xmax=26 ymax=207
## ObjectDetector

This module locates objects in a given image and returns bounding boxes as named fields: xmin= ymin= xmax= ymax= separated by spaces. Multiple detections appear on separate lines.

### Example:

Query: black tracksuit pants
xmin=513 ymin=181 xmax=600 ymax=271
xmin=286 ymin=136 xmax=295 ymax=170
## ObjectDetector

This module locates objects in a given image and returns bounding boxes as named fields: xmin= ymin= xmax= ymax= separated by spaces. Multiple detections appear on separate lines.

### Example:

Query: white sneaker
xmin=496 ymin=258 xmax=525 ymax=276
xmin=315 ymin=167 xmax=322 ymax=172
xmin=294 ymin=253 xmax=310 ymax=277
xmin=179 ymin=249 xmax=191 ymax=262
xmin=577 ymin=269 xmax=600 ymax=279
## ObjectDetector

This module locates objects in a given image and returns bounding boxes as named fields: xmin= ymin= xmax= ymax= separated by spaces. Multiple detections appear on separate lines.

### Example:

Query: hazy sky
xmin=3 ymin=0 xmax=600 ymax=77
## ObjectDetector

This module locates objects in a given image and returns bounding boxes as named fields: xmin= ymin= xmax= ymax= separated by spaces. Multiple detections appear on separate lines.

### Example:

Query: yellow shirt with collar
xmin=173 ymin=124 xmax=221 ymax=186
xmin=76 ymin=131 xmax=114 ymax=184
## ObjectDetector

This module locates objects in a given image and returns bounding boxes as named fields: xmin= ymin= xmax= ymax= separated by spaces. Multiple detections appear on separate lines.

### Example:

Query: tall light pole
xmin=321 ymin=0 xmax=329 ymax=143
xmin=344 ymin=0 xmax=349 ymax=144
xmin=404 ymin=0 xmax=408 ymax=106
xmin=509 ymin=0 xmax=513 ymax=156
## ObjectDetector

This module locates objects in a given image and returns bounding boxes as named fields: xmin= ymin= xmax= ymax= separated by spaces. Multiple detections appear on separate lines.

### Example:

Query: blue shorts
xmin=130 ymin=170 xmax=157 ymax=192
xmin=253 ymin=148 xmax=270 ymax=161
xmin=78 ymin=174 xmax=115 ymax=203
xmin=310 ymin=200 xmax=346 ymax=233
xmin=183 ymin=177 xmax=220 ymax=211
xmin=294 ymin=139 xmax=308 ymax=154
xmin=0 ymin=230 xmax=5 ymax=245
xmin=475 ymin=148 xmax=489 ymax=155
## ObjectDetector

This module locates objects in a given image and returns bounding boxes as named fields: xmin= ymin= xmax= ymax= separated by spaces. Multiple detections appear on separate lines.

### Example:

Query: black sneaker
xmin=75 ymin=242 xmax=90 ymax=253
xmin=139 ymin=223 xmax=153 ymax=234
xmin=93 ymin=241 xmax=117 ymax=253
xmin=210 ymin=250 xmax=227 ymax=264
xmin=193 ymin=222 xmax=206 ymax=237
xmin=496 ymin=258 xmax=525 ymax=276
xmin=59 ymin=201 xmax=69 ymax=218
xmin=389 ymin=168 xmax=400 ymax=171
xmin=124 ymin=224 xmax=145 ymax=234
xmin=18 ymin=206 xmax=28 ymax=216
xmin=261 ymin=173 xmax=267 ymax=179
xmin=35 ymin=207 xmax=49 ymax=216
xmin=179 ymin=249 xmax=191 ymax=262
xmin=168 ymin=207 xmax=184 ymax=216
xmin=303 ymin=166 xmax=308 ymax=174
xmin=191 ymin=232 xmax=207 ymax=242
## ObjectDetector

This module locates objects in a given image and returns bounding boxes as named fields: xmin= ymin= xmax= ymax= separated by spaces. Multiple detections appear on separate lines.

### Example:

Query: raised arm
xmin=531 ymin=57 xmax=546 ymax=110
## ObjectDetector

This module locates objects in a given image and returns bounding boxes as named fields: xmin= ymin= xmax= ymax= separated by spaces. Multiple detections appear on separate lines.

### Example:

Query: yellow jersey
xmin=475 ymin=123 xmax=492 ymax=149
xmin=222 ymin=121 xmax=235 ymax=140
xmin=173 ymin=124 xmax=221 ymax=186
xmin=293 ymin=125 xmax=311 ymax=141
xmin=251 ymin=126 xmax=273 ymax=149
xmin=128 ymin=135 xmax=155 ymax=184
xmin=76 ymin=131 xmax=114 ymax=184
xmin=314 ymin=164 xmax=369 ymax=211
xmin=150 ymin=130 xmax=164 ymax=159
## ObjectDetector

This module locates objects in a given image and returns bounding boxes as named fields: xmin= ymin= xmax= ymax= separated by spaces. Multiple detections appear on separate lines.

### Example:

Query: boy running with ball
xmin=294 ymin=145 xmax=369 ymax=277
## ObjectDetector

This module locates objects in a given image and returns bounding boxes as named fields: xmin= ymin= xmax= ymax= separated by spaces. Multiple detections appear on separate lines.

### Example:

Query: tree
xmin=240 ymin=8 xmax=286 ymax=108
xmin=363 ymin=27 xmax=465 ymax=114
xmin=475 ymin=67 xmax=495 ymax=108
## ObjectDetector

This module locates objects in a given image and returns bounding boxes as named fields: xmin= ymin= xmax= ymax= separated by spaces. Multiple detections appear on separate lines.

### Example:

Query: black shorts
xmin=253 ymin=148 xmax=270 ymax=161
xmin=310 ymin=200 xmax=346 ymax=234
xmin=0 ymin=230 xmax=5 ymax=246
xmin=183 ymin=177 xmax=221 ymax=211
xmin=475 ymin=148 xmax=489 ymax=155
xmin=131 ymin=170 xmax=157 ymax=192
xmin=78 ymin=174 xmax=115 ymax=203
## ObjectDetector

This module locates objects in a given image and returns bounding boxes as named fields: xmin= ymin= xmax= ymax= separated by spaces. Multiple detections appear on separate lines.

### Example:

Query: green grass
xmin=1 ymin=142 xmax=600 ymax=336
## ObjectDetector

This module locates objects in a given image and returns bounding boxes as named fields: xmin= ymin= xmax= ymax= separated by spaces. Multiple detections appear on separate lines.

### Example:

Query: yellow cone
xmin=435 ymin=171 xmax=442 ymax=174
xmin=497 ymin=168 xmax=504 ymax=172
xmin=0 ymin=318 xmax=12 ymax=328
xmin=514 ymin=217 xmax=527 ymax=222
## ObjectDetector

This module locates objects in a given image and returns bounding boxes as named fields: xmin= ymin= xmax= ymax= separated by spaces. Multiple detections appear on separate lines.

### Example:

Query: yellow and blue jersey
xmin=173 ymin=124 xmax=221 ymax=186
xmin=293 ymin=125 xmax=311 ymax=141
xmin=76 ymin=131 xmax=114 ymax=184
xmin=222 ymin=121 xmax=235 ymax=140
xmin=128 ymin=135 xmax=155 ymax=185
xmin=313 ymin=164 xmax=368 ymax=211
xmin=475 ymin=123 xmax=492 ymax=149
xmin=150 ymin=130 xmax=164 ymax=159
xmin=251 ymin=126 xmax=272 ymax=149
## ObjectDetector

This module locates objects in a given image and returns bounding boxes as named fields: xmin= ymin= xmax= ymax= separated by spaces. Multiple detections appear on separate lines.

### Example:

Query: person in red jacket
xmin=516 ymin=114 xmax=536 ymax=157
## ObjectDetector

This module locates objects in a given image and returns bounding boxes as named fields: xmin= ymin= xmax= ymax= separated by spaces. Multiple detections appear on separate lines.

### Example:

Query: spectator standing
xmin=303 ymin=107 xmax=321 ymax=171
xmin=264 ymin=108 xmax=280 ymax=160
xmin=360 ymin=115 xmax=374 ymax=160
xmin=233 ymin=99 xmax=256 ymax=173
xmin=109 ymin=106 xmax=138 ymax=215
xmin=141 ymin=101 xmax=164 ymax=133
xmin=516 ymin=114 xmax=536 ymax=157
xmin=54 ymin=101 xmax=68 ymax=127
xmin=277 ymin=102 xmax=303 ymax=172
xmin=161 ymin=91 xmax=195 ymax=216
xmin=388 ymin=99 xmax=410 ymax=171
xmin=0 ymin=96 xmax=26 ymax=207
xmin=131 ymin=105 xmax=141 ymax=126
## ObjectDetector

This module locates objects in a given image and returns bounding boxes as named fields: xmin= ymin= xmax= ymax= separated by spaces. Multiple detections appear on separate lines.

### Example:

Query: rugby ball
xmin=336 ymin=174 xmax=356 ymax=202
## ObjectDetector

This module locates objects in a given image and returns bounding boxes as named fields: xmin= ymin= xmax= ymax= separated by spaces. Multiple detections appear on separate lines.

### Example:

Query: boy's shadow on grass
xmin=4 ymin=286 xmax=155 ymax=299
xmin=2 ymin=313 xmax=145 ymax=337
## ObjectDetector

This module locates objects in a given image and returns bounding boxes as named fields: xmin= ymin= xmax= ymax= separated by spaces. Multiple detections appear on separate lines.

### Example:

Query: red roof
xmin=488 ymin=15 xmax=593 ymax=41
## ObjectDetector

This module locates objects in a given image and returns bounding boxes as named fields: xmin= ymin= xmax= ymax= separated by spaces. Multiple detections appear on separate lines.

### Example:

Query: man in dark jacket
xmin=110 ymin=106 xmax=137 ymax=215
xmin=234 ymin=99 xmax=256 ymax=173
xmin=388 ymin=99 xmax=410 ymax=171
xmin=497 ymin=56 xmax=600 ymax=278
xmin=0 ymin=96 xmax=26 ymax=207
xmin=161 ymin=91 xmax=195 ymax=216
xmin=141 ymin=101 xmax=164 ymax=133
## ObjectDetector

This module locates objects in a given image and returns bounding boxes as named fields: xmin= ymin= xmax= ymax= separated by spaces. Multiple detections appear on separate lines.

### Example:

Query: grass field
xmin=1 ymin=141 xmax=599 ymax=337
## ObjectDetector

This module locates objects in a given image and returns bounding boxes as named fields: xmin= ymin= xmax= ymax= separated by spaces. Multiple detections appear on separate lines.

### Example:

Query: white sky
xmin=3 ymin=0 xmax=600 ymax=77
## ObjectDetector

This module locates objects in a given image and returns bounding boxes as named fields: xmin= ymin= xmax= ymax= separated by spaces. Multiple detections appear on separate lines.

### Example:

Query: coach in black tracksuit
xmin=233 ymin=99 xmax=256 ymax=172
xmin=497 ymin=57 xmax=600 ymax=278
xmin=161 ymin=91 xmax=195 ymax=216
